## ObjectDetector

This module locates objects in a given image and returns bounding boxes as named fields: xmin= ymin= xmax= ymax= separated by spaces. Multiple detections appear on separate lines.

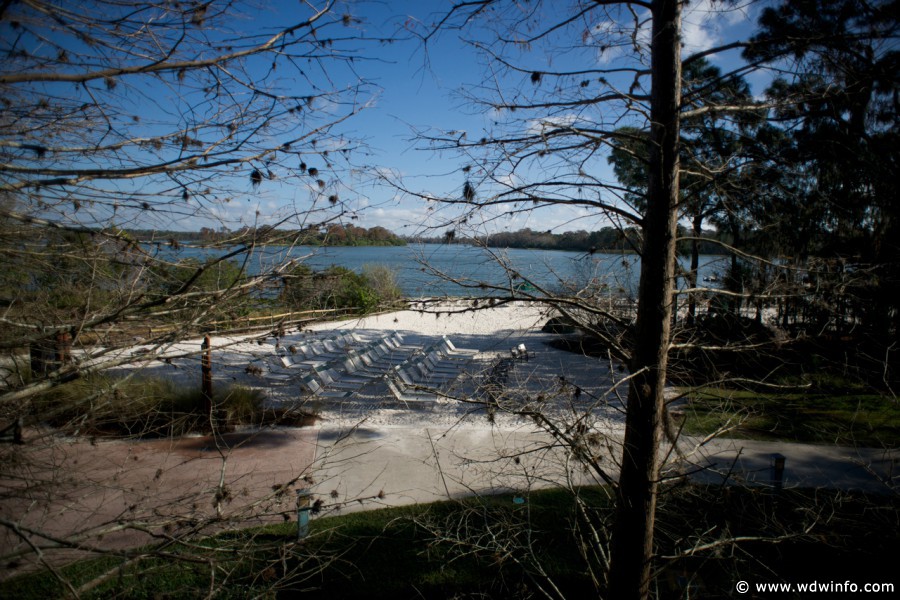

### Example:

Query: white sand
xmin=95 ymin=301 xmax=629 ymax=523
xmin=111 ymin=301 xmax=627 ymax=434
xmin=307 ymin=300 xmax=554 ymax=338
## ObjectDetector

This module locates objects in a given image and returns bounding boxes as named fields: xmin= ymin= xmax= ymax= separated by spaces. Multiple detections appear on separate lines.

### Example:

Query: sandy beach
xmin=110 ymin=300 xmax=629 ymax=431
xmin=1 ymin=301 xmax=631 ymax=575
xmin=4 ymin=302 xmax=896 ymax=578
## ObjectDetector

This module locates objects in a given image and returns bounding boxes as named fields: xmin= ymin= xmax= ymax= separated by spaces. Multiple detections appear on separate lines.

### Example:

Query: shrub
xmin=150 ymin=257 xmax=244 ymax=297
xmin=281 ymin=263 xmax=402 ymax=314
xmin=361 ymin=263 xmax=402 ymax=307
xmin=32 ymin=375 xmax=266 ymax=437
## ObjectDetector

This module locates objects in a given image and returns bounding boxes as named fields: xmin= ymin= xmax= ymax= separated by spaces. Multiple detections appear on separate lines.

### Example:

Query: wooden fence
xmin=146 ymin=307 xmax=361 ymax=337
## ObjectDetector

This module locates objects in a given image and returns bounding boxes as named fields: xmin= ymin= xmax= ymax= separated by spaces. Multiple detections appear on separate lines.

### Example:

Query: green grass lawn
xmin=677 ymin=384 xmax=900 ymax=447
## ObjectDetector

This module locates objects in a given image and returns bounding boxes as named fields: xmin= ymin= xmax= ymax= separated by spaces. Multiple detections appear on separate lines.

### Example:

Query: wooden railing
xmin=146 ymin=307 xmax=361 ymax=336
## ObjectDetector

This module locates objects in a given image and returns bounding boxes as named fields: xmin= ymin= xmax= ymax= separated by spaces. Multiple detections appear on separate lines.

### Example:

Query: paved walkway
xmin=1 ymin=427 xmax=318 ymax=577
xmin=2 ymin=421 xmax=897 ymax=579
xmin=305 ymin=424 xmax=900 ymax=522
xmin=680 ymin=436 xmax=899 ymax=494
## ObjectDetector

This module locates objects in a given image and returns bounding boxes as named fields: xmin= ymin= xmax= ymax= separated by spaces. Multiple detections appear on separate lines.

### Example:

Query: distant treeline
xmin=126 ymin=224 xmax=728 ymax=253
xmin=480 ymin=228 xmax=640 ymax=253
xmin=126 ymin=224 xmax=406 ymax=247
xmin=408 ymin=226 xmax=727 ymax=254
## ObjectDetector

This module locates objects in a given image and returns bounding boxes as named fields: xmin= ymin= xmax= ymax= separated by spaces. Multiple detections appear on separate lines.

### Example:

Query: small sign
xmin=297 ymin=488 xmax=311 ymax=540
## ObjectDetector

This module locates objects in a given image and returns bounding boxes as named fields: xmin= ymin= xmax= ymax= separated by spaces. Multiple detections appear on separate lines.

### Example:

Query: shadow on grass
xmin=4 ymin=485 xmax=897 ymax=599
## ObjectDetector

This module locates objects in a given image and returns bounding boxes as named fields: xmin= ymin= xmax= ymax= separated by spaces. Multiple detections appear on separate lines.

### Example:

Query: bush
xmin=361 ymin=263 xmax=403 ymax=306
xmin=337 ymin=266 xmax=380 ymax=312
xmin=32 ymin=375 xmax=266 ymax=437
xmin=281 ymin=263 xmax=402 ymax=314
xmin=150 ymin=257 xmax=244 ymax=297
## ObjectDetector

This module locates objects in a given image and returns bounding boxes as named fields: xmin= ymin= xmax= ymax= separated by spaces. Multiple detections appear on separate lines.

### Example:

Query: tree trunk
xmin=688 ymin=212 xmax=703 ymax=325
xmin=608 ymin=1 xmax=681 ymax=599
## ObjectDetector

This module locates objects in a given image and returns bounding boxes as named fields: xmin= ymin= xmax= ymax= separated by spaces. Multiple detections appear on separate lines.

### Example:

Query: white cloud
xmin=589 ymin=10 xmax=652 ymax=65
xmin=358 ymin=202 xmax=431 ymax=232
xmin=682 ymin=0 xmax=751 ymax=54
xmin=588 ymin=1 xmax=753 ymax=63
xmin=526 ymin=114 xmax=582 ymax=135
xmin=495 ymin=172 xmax=522 ymax=190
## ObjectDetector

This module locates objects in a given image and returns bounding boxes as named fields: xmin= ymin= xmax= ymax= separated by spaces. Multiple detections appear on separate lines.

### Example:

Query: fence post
xmin=56 ymin=331 xmax=72 ymax=364
xmin=201 ymin=335 xmax=212 ymax=420
xmin=770 ymin=453 xmax=786 ymax=491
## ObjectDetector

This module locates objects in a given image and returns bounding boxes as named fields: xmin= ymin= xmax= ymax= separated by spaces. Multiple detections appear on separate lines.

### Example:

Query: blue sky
xmin=280 ymin=0 xmax=771 ymax=237
xmin=21 ymin=0 xmax=771 ymax=236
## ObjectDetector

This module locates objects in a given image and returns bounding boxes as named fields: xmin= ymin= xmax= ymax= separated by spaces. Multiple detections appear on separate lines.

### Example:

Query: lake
xmin=162 ymin=243 xmax=728 ymax=298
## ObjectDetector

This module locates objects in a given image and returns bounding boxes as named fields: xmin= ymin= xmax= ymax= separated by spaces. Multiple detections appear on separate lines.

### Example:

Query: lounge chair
xmin=299 ymin=373 xmax=355 ymax=398
xmin=422 ymin=350 xmax=467 ymax=375
xmin=384 ymin=378 xmax=438 ymax=403
xmin=312 ymin=365 xmax=366 ymax=391
xmin=440 ymin=336 xmax=479 ymax=355
xmin=384 ymin=331 xmax=421 ymax=352
xmin=408 ymin=359 xmax=460 ymax=384
xmin=358 ymin=346 xmax=409 ymax=371
xmin=394 ymin=364 xmax=452 ymax=388
xmin=342 ymin=350 xmax=387 ymax=378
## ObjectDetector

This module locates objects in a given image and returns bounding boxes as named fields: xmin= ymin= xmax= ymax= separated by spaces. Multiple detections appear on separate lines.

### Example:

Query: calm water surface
xmin=162 ymin=243 xmax=727 ymax=297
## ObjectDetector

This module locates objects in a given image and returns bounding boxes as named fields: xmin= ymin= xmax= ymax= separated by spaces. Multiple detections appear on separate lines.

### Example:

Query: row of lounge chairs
xmin=288 ymin=333 xmax=478 ymax=405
